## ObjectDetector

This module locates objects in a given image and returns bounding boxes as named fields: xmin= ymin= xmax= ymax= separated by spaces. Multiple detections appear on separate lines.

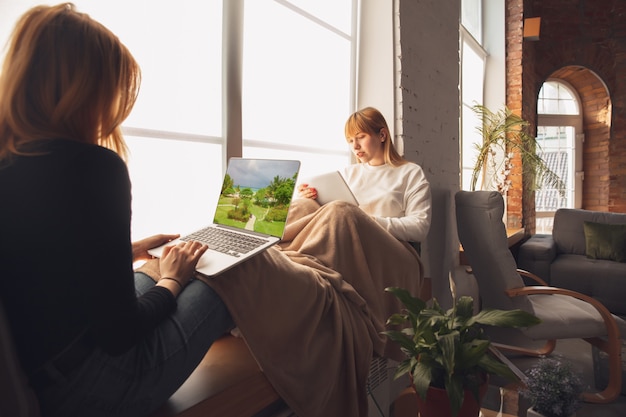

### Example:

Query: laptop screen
xmin=214 ymin=158 xmax=301 ymax=238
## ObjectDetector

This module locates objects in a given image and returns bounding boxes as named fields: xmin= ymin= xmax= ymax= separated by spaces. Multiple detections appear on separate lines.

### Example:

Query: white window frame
xmin=460 ymin=24 xmax=487 ymax=191
xmin=537 ymin=79 xmax=584 ymax=213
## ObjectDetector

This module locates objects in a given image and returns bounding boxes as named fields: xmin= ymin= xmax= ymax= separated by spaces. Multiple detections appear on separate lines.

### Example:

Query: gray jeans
xmin=38 ymin=272 xmax=233 ymax=417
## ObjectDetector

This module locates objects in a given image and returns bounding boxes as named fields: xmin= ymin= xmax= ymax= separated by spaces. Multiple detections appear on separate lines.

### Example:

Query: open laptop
xmin=300 ymin=170 xmax=359 ymax=206
xmin=148 ymin=158 xmax=301 ymax=276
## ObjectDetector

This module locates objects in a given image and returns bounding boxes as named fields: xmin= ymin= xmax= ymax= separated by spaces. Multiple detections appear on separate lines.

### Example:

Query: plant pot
xmin=527 ymin=407 xmax=576 ymax=417
xmin=414 ymin=378 xmax=489 ymax=417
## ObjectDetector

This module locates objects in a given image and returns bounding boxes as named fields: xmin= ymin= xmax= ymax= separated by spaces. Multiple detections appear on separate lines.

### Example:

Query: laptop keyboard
xmin=181 ymin=227 xmax=268 ymax=257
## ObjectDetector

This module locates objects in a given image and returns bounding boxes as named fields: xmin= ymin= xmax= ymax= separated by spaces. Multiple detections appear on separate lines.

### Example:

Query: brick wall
xmin=507 ymin=0 xmax=626 ymax=231
xmin=506 ymin=0 xmax=526 ymax=229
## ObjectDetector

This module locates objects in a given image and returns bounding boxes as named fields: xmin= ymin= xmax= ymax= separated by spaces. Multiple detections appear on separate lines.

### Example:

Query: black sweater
xmin=0 ymin=139 xmax=176 ymax=375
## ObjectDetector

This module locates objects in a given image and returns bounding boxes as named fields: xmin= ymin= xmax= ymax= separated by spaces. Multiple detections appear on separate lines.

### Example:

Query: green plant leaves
xmin=469 ymin=104 xmax=566 ymax=198
xmin=385 ymin=286 xmax=426 ymax=315
xmin=383 ymin=287 xmax=541 ymax=417
xmin=471 ymin=308 xmax=542 ymax=328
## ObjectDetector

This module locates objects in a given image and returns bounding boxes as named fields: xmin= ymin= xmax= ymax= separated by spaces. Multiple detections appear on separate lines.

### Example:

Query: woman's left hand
xmin=298 ymin=183 xmax=318 ymax=199
xmin=132 ymin=234 xmax=180 ymax=261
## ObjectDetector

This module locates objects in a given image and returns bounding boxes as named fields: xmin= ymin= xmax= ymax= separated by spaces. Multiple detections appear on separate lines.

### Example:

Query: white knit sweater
xmin=342 ymin=162 xmax=432 ymax=242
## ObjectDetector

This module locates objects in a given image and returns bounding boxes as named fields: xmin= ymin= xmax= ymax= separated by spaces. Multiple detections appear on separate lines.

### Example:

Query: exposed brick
xmin=507 ymin=0 xmax=626 ymax=227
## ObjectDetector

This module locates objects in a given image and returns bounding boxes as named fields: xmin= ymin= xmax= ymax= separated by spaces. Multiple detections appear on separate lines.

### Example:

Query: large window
xmin=460 ymin=0 xmax=486 ymax=191
xmin=460 ymin=1 xmax=507 ymax=195
xmin=0 ymin=1 xmax=356 ymax=239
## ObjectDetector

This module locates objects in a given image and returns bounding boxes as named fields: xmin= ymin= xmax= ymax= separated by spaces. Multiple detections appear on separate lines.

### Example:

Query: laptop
xmin=148 ymin=158 xmax=301 ymax=276
xmin=300 ymin=170 xmax=359 ymax=206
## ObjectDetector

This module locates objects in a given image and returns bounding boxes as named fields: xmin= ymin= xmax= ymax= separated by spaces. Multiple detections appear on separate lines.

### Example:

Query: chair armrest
xmin=517 ymin=234 xmax=556 ymax=284
xmin=505 ymin=285 xmax=620 ymax=345
xmin=516 ymin=269 xmax=548 ymax=286
xmin=505 ymin=286 xmax=623 ymax=403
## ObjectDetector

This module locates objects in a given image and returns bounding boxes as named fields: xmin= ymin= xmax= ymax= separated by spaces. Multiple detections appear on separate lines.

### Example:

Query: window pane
xmin=284 ymin=0 xmax=352 ymax=34
xmin=461 ymin=104 xmax=482 ymax=190
xmin=461 ymin=0 xmax=482 ymax=43
xmin=126 ymin=136 xmax=223 ymax=239
xmin=0 ymin=1 xmax=40 ymax=47
xmin=535 ymin=126 xmax=575 ymax=211
xmin=76 ymin=0 xmax=223 ymax=136
xmin=70 ymin=0 xmax=225 ymax=239
xmin=462 ymin=43 xmax=484 ymax=105
xmin=461 ymin=39 xmax=485 ymax=190
xmin=538 ymin=81 xmax=579 ymax=116
xmin=242 ymin=0 xmax=353 ymax=160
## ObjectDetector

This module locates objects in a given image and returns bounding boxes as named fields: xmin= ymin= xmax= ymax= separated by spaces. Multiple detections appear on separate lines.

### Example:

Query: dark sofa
xmin=518 ymin=208 xmax=626 ymax=317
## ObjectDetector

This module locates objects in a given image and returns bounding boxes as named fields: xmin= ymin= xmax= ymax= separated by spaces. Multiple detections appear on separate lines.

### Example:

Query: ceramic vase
xmin=415 ymin=379 xmax=488 ymax=417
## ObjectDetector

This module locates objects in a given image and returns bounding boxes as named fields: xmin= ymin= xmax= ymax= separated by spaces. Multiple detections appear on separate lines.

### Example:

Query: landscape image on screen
xmin=213 ymin=159 xmax=300 ymax=237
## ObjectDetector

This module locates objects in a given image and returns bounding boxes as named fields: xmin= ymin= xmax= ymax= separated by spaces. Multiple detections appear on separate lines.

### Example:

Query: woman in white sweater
xmin=299 ymin=107 xmax=432 ymax=244
xmin=146 ymin=107 xmax=429 ymax=416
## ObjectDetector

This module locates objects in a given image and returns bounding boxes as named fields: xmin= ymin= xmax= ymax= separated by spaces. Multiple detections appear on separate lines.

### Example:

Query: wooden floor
xmin=268 ymin=338 xmax=626 ymax=417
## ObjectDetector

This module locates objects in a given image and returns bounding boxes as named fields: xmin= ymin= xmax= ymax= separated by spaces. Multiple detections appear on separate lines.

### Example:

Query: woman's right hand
xmin=298 ymin=183 xmax=318 ymax=199
xmin=158 ymin=240 xmax=208 ymax=289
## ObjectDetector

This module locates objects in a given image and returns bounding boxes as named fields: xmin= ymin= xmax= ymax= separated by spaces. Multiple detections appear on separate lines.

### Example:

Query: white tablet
xmin=301 ymin=171 xmax=359 ymax=206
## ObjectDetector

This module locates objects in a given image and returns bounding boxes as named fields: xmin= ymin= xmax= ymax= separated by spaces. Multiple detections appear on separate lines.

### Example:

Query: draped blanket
xmin=204 ymin=200 xmax=423 ymax=417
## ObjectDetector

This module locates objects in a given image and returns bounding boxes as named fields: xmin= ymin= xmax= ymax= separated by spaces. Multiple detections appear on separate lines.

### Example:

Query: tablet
xmin=301 ymin=171 xmax=359 ymax=206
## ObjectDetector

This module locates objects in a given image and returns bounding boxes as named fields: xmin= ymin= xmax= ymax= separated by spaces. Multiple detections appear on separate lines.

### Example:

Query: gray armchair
xmin=455 ymin=190 xmax=626 ymax=403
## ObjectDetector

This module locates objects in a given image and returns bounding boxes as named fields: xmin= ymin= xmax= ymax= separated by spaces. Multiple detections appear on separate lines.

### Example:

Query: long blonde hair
xmin=0 ymin=3 xmax=140 ymax=162
xmin=344 ymin=107 xmax=406 ymax=166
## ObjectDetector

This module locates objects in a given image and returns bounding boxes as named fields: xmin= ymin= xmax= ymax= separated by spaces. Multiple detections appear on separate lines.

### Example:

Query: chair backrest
xmin=455 ymin=191 xmax=532 ymax=313
xmin=0 ymin=299 xmax=40 ymax=417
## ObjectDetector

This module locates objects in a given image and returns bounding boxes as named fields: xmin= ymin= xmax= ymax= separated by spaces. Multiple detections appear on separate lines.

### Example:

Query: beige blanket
xmin=204 ymin=200 xmax=423 ymax=417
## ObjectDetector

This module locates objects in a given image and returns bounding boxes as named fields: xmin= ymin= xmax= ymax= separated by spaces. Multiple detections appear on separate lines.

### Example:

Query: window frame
xmin=459 ymin=23 xmax=487 ymax=191
xmin=536 ymin=79 xmax=584 ymax=213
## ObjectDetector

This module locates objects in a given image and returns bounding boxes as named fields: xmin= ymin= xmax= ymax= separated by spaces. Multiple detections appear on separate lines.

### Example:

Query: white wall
xmin=358 ymin=0 xmax=464 ymax=308
xmin=358 ymin=3 xmax=462 ymax=414
xmin=396 ymin=0 xmax=461 ymax=308
xmin=356 ymin=0 xmax=460 ymax=304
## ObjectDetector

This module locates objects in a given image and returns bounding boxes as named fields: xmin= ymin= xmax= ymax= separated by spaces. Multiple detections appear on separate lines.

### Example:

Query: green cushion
xmin=583 ymin=221 xmax=626 ymax=262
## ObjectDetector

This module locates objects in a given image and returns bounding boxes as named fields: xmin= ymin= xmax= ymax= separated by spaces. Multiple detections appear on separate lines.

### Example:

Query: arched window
xmin=536 ymin=80 xmax=583 ymax=232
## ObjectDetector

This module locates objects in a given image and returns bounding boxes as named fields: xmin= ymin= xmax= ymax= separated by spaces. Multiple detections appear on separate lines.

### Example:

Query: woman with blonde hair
xmin=0 ymin=4 xmax=232 ymax=416
xmin=299 ymin=106 xmax=432 ymax=243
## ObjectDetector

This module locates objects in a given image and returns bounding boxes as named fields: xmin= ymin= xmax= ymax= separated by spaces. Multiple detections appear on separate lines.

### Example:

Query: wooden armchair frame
xmin=502 ymin=270 xmax=622 ymax=403
xmin=455 ymin=190 xmax=624 ymax=405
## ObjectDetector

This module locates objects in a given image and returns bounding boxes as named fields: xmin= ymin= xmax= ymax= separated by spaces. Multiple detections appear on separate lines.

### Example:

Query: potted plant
xmin=384 ymin=287 xmax=541 ymax=417
xmin=469 ymin=104 xmax=565 ymax=199
xmin=521 ymin=358 xmax=583 ymax=417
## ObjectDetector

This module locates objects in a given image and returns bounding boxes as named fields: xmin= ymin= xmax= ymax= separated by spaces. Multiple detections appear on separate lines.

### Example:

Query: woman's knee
xmin=321 ymin=200 xmax=368 ymax=223
xmin=288 ymin=198 xmax=321 ymax=219
xmin=134 ymin=272 xmax=156 ymax=296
